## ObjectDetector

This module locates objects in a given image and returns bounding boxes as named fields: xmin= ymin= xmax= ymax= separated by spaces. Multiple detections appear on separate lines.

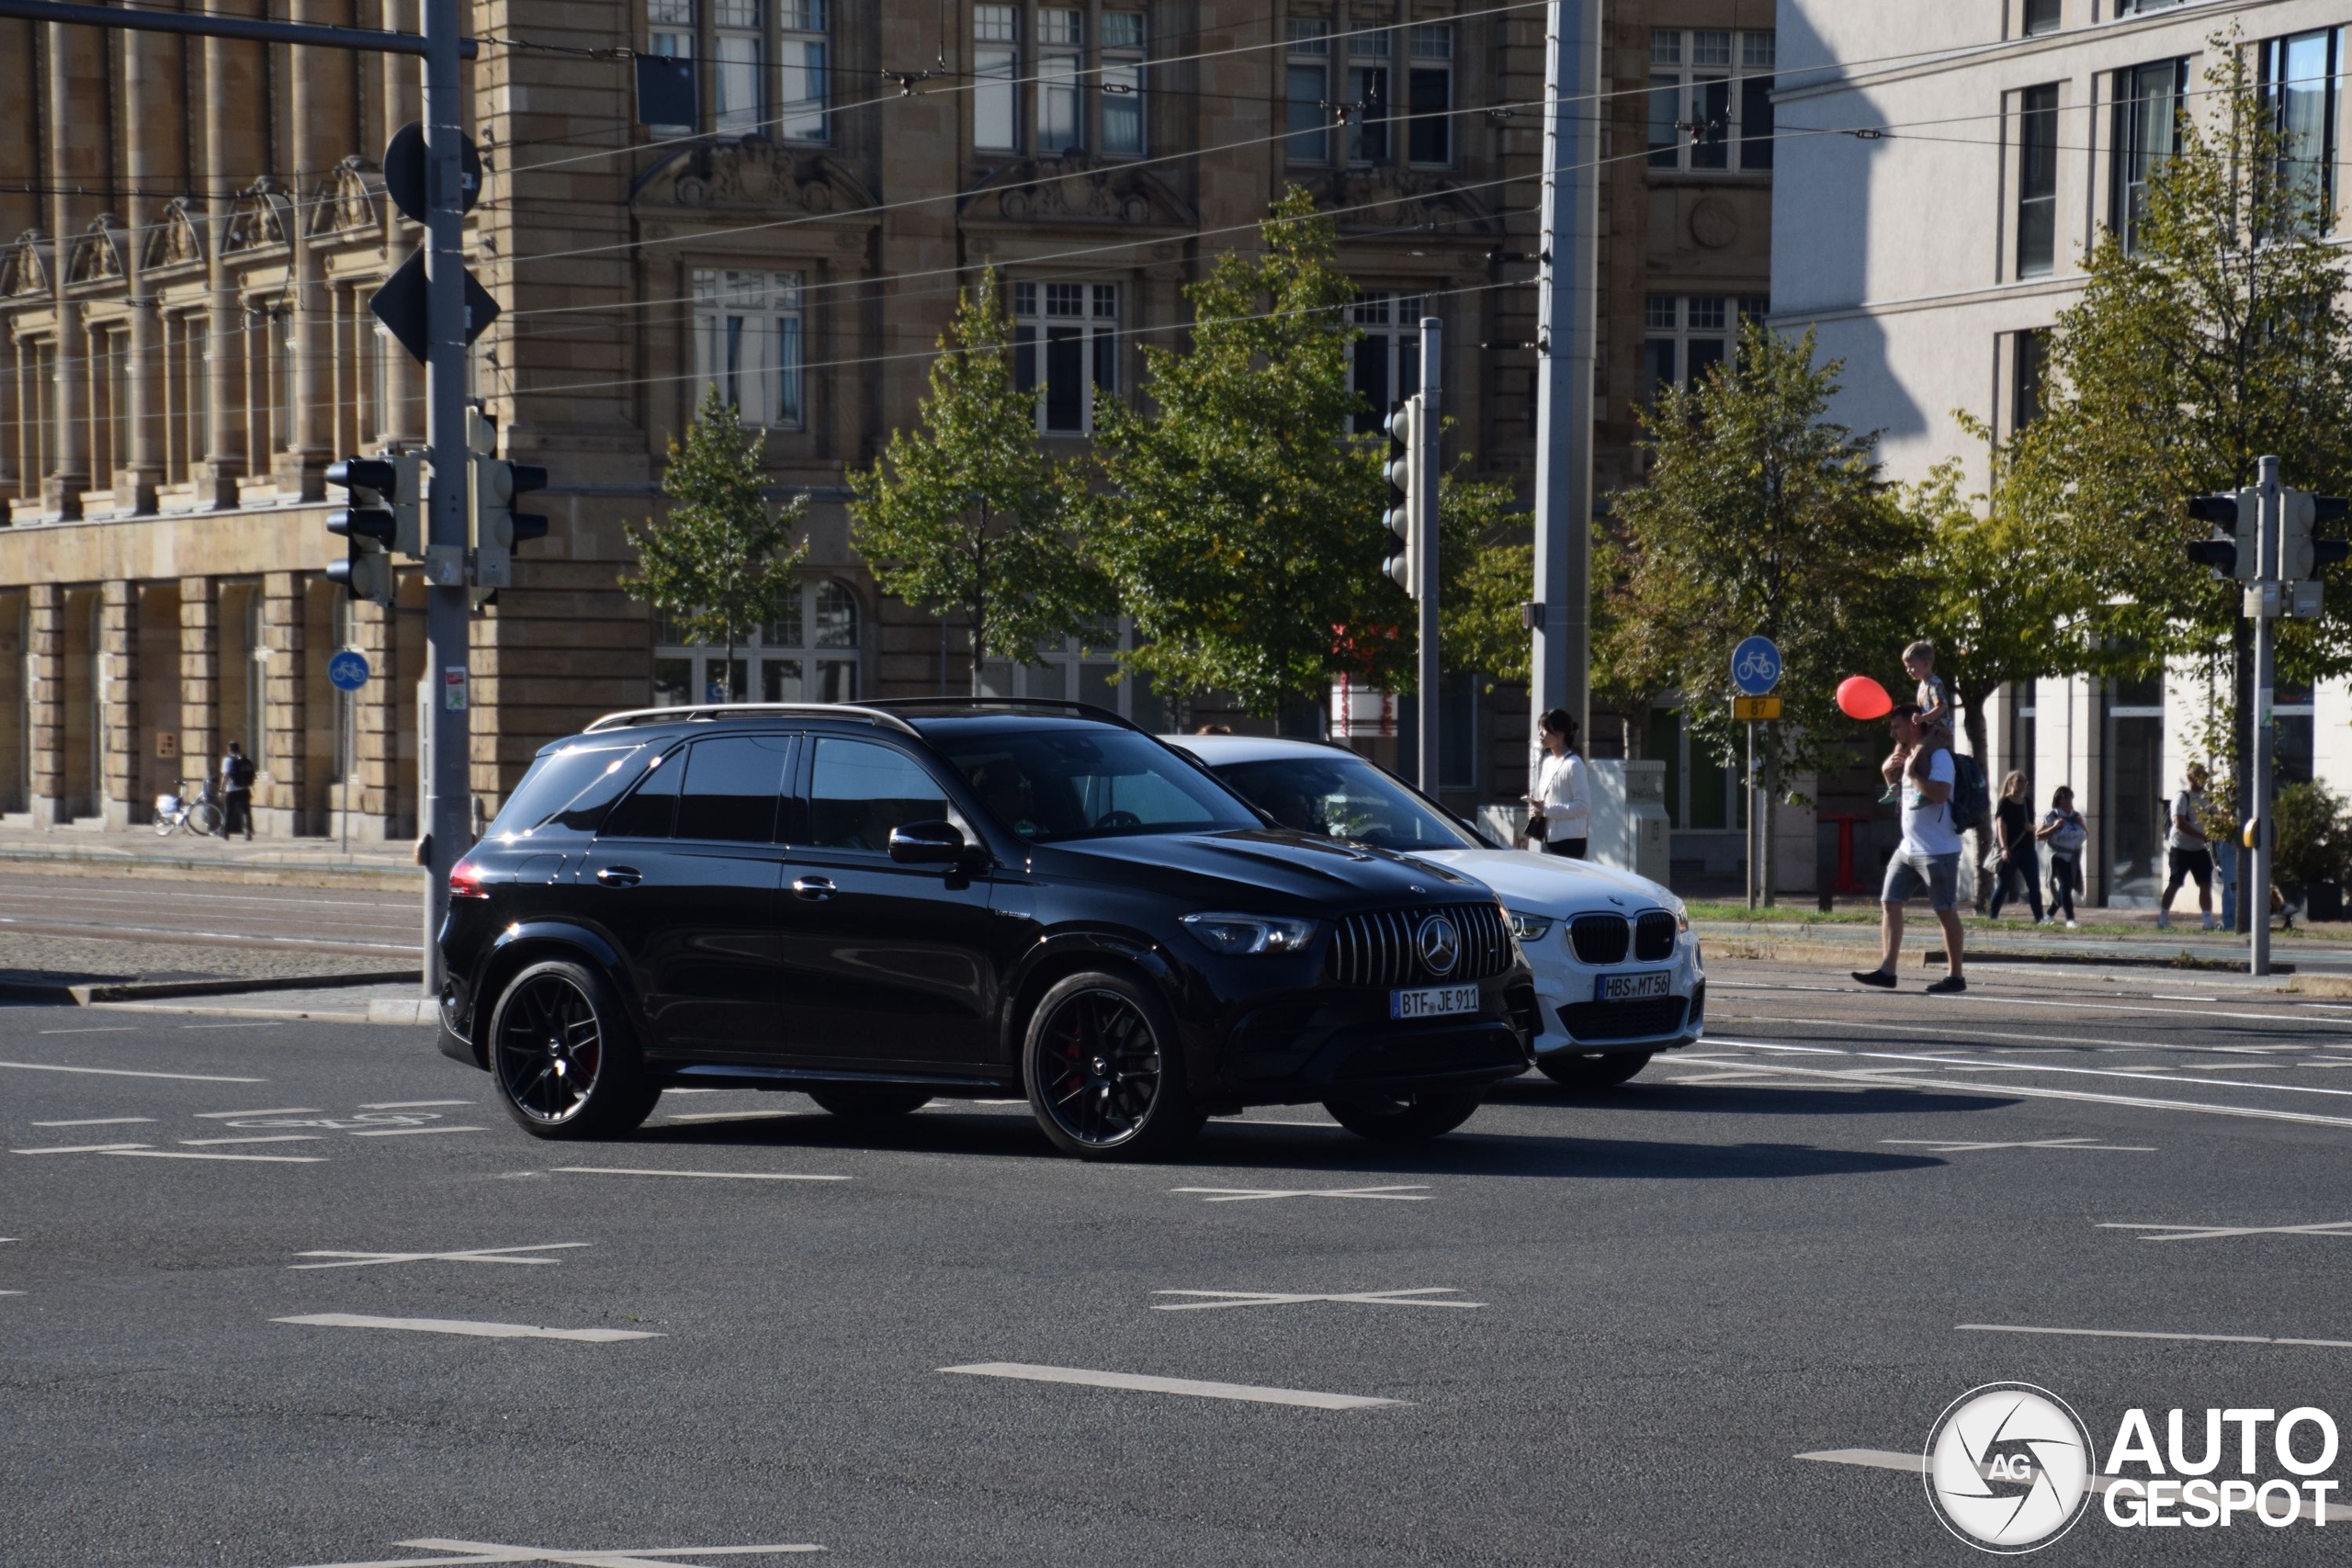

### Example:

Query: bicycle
xmin=154 ymin=779 xmax=226 ymax=838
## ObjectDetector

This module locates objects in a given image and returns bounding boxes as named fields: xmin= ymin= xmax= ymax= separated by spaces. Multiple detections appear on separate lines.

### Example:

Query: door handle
xmin=791 ymin=875 xmax=836 ymax=901
xmin=594 ymin=865 xmax=641 ymax=886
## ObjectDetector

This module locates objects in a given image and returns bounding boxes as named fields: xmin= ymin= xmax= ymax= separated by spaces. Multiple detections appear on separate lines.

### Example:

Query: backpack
xmin=227 ymin=753 xmax=256 ymax=790
xmin=1948 ymin=750 xmax=1990 ymax=834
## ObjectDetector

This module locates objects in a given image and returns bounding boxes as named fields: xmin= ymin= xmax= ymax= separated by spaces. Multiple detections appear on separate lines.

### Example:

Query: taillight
xmin=449 ymin=859 xmax=489 ymax=900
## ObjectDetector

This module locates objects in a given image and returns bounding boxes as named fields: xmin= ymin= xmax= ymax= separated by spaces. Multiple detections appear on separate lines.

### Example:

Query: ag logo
xmin=1924 ymin=1382 xmax=2096 ymax=1553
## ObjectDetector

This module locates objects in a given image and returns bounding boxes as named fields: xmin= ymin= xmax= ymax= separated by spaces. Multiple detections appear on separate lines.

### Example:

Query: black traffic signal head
xmin=2316 ymin=538 xmax=2352 ymax=570
xmin=326 ymin=457 xmax=399 ymax=498
xmin=2314 ymin=495 xmax=2351 ymax=526
xmin=327 ymin=504 xmax=397 ymax=545
xmin=2185 ymin=536 xmax=2238 ymax=578
xmin=509 ymin=462 xmax=549 ymax=545
xmin=2187 ymin=493 xmax=2241 ymax=526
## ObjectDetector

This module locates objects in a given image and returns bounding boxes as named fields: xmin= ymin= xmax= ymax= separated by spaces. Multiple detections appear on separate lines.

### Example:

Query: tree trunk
xmin=1762 ymin=744 xmax=1779 ymax=907
xmin=1960 ymin=681 xmax=1991 ymax=914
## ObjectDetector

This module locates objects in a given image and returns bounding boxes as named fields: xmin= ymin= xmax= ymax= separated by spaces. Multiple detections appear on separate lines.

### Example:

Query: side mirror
xmin=889 ymin=819 xmax=967 ymax=865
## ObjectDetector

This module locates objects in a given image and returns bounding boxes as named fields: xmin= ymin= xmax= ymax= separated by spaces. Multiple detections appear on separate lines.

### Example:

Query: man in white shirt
xmin=2156 ymin=763 xmax=2214 ymax=932
xmin=1854 ymin=704 xmax=1966 ymax=994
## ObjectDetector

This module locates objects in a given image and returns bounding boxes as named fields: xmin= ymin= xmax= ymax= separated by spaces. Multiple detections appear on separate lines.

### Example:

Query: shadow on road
xmin=1484 ymin=1077 xmax=2018 ymax=1119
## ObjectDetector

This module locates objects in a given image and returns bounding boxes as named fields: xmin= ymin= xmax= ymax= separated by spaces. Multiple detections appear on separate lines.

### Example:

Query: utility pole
xmin=1528 ymin=0 xmax=1600 ymax=761
xmin=2250 ymin=455 xmax=2279 ymax=976
xmin=420 ymin=0 xmax=470 ymax=995
xmin=1418 ymin=316 xmax=1442 ymax=794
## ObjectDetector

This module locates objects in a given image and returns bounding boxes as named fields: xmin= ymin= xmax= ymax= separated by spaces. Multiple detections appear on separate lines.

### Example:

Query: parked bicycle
xmin=154 ymin=779 xmax=225 ymax=838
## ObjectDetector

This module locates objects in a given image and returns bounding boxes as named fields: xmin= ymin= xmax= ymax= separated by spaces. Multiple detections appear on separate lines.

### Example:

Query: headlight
xmin=1672 ymin=901 xmax=1690 ymax=934
xmin=1180 ymin=912 xmax=1319 ymax=955
xmin=1508 ymin=910 xmax=1555 ymax=942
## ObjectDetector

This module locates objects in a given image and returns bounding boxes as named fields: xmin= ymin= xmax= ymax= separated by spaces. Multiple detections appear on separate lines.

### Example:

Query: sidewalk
xmin=0 ymin=821 xmax=420 ymax=886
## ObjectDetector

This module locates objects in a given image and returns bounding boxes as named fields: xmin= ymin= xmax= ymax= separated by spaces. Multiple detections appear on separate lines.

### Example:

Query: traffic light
xmin=1382 ymin=396 xmax=1421 ymax=598
xmin=325 ymin=457 xmax=399 ymax=606
xmin=2279 ymin=490 xmax=2348 ymax=618
xmin=2184 ymin=490 xmax=2258 ymax=581
xmin=468 ymin=408 xmax=550 ymax=601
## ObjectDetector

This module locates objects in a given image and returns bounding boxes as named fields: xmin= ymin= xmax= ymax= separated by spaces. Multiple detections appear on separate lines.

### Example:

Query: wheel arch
xmin=466 ymin=922 xmax=640 ymax=1068
xmin=997 ymin=931 xmax=1179 ymax=1088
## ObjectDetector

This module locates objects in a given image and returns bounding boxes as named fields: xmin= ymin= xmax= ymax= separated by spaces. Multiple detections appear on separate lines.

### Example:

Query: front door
xmin=773 ymin=734 xmax=1000 ymax=1071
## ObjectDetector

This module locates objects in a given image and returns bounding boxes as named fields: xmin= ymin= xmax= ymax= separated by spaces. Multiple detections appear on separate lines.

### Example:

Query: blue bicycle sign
xmin=1731 ymin=636 xmax=1781 ymax=696
xmin=327 ymin=649 xmax=371 ymax=693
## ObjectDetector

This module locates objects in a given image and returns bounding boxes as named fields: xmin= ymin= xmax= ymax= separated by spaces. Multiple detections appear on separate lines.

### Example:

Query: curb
xmin=0 ymin=970 xmax=420 ymax=1006
xmin=0 ymin=846 xmax=419 ymax=890
xmin=1702 ymin=938 xmax=2295 ymax=976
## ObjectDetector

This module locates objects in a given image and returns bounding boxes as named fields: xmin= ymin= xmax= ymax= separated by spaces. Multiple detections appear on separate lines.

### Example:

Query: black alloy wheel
xmin=808 ymin=1087 xmax=933 ymax=1119
xmin=1023 ymin=971 xmax=1199 ymax=1159
xmin=1537 ymin=1049 xmax=1654 ymax=1090
xmin=1321 ymin=1087 xmax=1485 ymax=1143
xmin=489 ymin=959 xmax=659 ymax=1139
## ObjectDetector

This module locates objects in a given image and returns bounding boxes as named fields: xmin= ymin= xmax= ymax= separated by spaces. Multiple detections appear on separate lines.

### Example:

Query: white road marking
xmin=1170 ymin=1184 xmax=1432 ymax=1202
xmin=2102 ymin=1219 xmax=2352 ymax=1242
xmin=357 ymin=1100 xmax=475 ymax=1110
xmin=291 ymin=1243 xmax=590 ymax=1270
xmin=181 ymin=1134 xmax=322 ymax=1147
xmin=0 ymin=1060 xmax=264 ymax=1083
xmin=347 ymin=1125 xmax=487 ymax=1137
xmin=662 ymin=1111 xmax=795 ymax=1124
xmin=289 ymin=1538 xmax=823 ymax=1566
xmin=1959 ymin=1322 xmax=2352 ymax=1349
xmin=36 ymin=1027 xmax=133 ymax=1035
xmin=113 ymin=1149 xmax=325 ymax=1163
xmin=1729 ymin=1013 xmax=2351 ymax=1072
xmin=1882 ymin=1136 xmax=2155 ymax=1153
xmin=30 ymin=1117 xmax=154 ymax=1127
xmin=14 ymin=1143 xmax=153 ymax=1154
xmin=938 ymin=1361 xmax=1404 ymax=1410
xmin=553 ymin=1167 xmax=848 ymax=1182
xmin=179 ymin=1021 xmax=285 ymax=1030
xmin=2152 ymin=994 xmax=2220 ymax=1002
xmin=1797 ymin=1448 xmax=2346 ymax=1525
xmin=1152 ymin=1287 xmax=1483 ymax=1312
xmin=196 ymin=1107 xmax=321 ymax=1119
xmin=274 ymin=1313 xmax=659 ymax=1342
xmin=1220 ymin=1118 xmax=1343 ymax=1129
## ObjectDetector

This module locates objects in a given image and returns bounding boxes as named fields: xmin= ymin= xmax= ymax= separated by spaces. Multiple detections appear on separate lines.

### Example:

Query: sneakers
xmin=1925 ymin=974 xmax=1967 ymax=994
xmin=1876 ymin=786 xmax=1898 ymax=805
xmin=2065 ymin=919 xmax=2079 ymax=929
xmin=2202 ymin=916 xmax=2219 ymax=931
xmin=1852 ymin=969 xmax=1897 ymax=989
xmin=2155 ymin=912 xmax=2171 ymax=931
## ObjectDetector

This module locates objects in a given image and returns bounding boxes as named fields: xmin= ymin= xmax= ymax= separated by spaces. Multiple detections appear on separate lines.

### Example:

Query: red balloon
xmin=1837 ymin=674 xmax=1894 ymax=721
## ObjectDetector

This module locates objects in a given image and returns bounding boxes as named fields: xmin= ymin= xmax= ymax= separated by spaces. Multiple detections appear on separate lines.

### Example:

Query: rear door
xmin=771 ymin=734 xmax=1001 ymax=1071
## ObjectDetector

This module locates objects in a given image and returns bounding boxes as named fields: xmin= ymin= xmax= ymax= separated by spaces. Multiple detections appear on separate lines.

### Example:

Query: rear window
xmin=486 ymin=742 xmax=649 ymax=840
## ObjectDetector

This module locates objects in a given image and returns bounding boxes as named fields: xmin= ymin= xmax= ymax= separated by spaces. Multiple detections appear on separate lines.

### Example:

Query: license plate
xmin=1390 ymin=985 xmax=1481 ymax=1021
xmin=1598 ymin=970 xmax=1673 ymax=1002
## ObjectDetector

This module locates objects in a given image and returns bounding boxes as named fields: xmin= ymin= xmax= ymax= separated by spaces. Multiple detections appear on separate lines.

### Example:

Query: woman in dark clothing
xmin=1986 ymin=770 xmax=2045 ymax=922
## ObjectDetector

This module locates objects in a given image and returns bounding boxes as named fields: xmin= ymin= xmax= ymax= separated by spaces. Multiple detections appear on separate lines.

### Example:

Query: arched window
xmin=652 ymin=578 xmax=863 ymax=706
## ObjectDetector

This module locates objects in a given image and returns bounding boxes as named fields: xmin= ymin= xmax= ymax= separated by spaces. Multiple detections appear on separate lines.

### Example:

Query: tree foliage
xmin=848 ymin=269 xmax=1110 ymax=693
xmin=621 ymin=386 xmax=806 ymax=696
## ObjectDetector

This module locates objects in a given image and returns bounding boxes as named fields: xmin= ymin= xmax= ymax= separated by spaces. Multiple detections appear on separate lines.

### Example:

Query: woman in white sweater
xmin=1524 ymin=707 xmax=1590 ymax=858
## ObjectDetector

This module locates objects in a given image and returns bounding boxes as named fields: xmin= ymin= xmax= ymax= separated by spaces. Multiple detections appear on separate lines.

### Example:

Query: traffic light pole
xmin=2250 ymin=455 xmax=2281 ymax=977
xmin=422 ymin=0 xmax=470 ymax=996
xmin=1418 ymin=317 xmax=1442 ymax=793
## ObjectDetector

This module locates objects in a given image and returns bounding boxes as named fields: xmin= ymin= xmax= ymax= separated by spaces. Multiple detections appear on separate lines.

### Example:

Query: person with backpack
xmin=1853 ymin=703 xmax=1967 ymax=994
xmin=219 ymin=740 xmax=257 ymax=841
xmin=2036 ymin=784 xmax=2086 ymax=928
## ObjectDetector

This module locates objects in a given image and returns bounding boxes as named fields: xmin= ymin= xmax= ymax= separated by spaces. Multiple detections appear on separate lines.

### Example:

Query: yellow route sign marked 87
xmin=1732 ymin=696 xmax=1781 ymax=721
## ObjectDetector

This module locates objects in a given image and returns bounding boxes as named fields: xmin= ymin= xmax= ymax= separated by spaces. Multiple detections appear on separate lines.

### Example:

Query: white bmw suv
xmin=1170 ymin=734 xmax=1703 ymax=1088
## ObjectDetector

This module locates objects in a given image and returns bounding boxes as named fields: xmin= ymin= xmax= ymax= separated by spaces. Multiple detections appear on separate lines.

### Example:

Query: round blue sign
xmin=327 ymin=649 xmax=372 ymax=692
xmin=1731 ymin=636 xmax=1781 ymax=696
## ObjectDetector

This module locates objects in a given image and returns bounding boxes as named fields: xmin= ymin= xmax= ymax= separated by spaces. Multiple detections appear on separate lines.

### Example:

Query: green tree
xmin=848 ymin=269 xmax=1110 ymax=694
xmin=622 ymin=386 xmax=806 ymax=698
xmin=1609 ymin=322 xmax=1921 ymax=902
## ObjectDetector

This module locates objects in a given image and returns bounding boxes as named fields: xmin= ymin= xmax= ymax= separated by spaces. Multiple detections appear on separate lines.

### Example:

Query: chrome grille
xmin=1327 ymin=903 xmax=1513 ymax=987
xmin=1634 ymin=910 xmax=1679 ymax=962
xmin=1568 ymin=913 xmax=1631 ymax=966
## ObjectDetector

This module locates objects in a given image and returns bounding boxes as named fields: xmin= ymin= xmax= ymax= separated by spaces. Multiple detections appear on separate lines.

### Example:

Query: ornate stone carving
xmin=1689 ymin=196 xmax=1739 ymax=251
xmin=637 ymin=143 xmax=878 ymax=218
xmin=65 ymin=214 xmax=125 ymax=284
xmin=141 ymin=199 xmax=207 ymax=272
xmin=222 ymin=178 xmax=292 ymax=254
xmin=1304 ymin=167 xmax=1503 ymax=237
xmin=2 ymin=231 xmax=50 ymax=297
xmin=309 ymin=158 xmax=380 ymax=237
xmin=962 ymin=152 xmax=1194 ymax=228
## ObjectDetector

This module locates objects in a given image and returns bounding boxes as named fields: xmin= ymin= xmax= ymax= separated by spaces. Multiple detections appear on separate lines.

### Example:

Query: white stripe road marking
xmin=662 ymin=1111 xmax=796 ymax=1124
xmin=357 ymin=1100 xmax=475 ymax=1110
xmin=112 ymin=1149 xmax=325 ymax=1163
xmin=1882 ymin=1136 xmax=2157 ymax=1153
xmin=181 ymin=1134 xmax=322 ymax=1147
xmin=1797 ymin=1448 xmax=2346 ymax=1525
xmin=30 ymin=1117 xmax=154 ymax=1127
xmin=347 ymin=1125 xmax=488 ymax=1137
xmin=1153 ymin=1287 xmax=1483 ymax=1311
xmin=0 ymin=1060 xmax=265 ymax=1083
xmin=291 ymin=1540 xmax=825 ymax=1566
xmin=938 ymin=1361 xmax=1404 ymax=1410
xmin=2101 ymin=1219 xmax=2352 ymax=1242
xmin=274 ymin=1313 xmax=660 ymax=1342
xmin=1719 ymin=979 xmax=2348 ymax=1028
xmin=1727 ymin=1014 xmax=2352 ymax=1077
xmin=291 ymin=1244 xmax=590 ymax=1269
xmin=1220 ymin=1118 xmax=1343 ymax=1129
xmin=553 ymin=1167 xmax=849 ymax=1182
xmin=1170 ymin=1185 xmax=1433 ymax=1202
xmin=36 ymin=1027 xmax=133 ymax=1034
xmin=179 ymin=1021 xmax=285 ymax=1030
xmin=195 ymin=1107 xmax=320 ymax=1118
xmin=14 ymin=1143 xmax=153 ymax=1155
xmin=1959 ymin=1322 xmax=2352 ymax=1349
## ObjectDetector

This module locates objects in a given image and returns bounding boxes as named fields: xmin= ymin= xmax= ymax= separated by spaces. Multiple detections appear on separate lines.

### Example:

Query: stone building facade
xmin=0 ymin=0 xmax=1770 ymax=843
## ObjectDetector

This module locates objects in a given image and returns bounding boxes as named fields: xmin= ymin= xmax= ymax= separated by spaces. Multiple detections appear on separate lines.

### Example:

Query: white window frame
xmin=1285 ymin=19 xmax=1331 ymax=165
xmin=1101 ymin=10 xmax=1147 ymax=157
xmin=979 ymin=624 xmax=1162 ymax=726
xmin=1036 ymin=7 xmax=1084 ymax=152
xmin=653 ymin=579 xmax=861 ymax=707
xmin=778 ymin=0 xmax=829 ymax=141
xmin=712 ymin=0 xmax=763 ymax=135
xmin=1642 ymin=294 xmax=1759 ymax=400
xmin=647 ymin=0 xmax=695 ymax=134
xmin=1012 ymin=281 xmax=1119 ymax=435
xmin=692 ymin=269 xmax=806 ymax=431
xmin=975 ymin=4 xmax=1020 ymax=151
xmin=1344 ymin=21 xmax=1391 ymax=164
xmin=1350 ymin=290 xmax=1424 ymax=433
xmin=1405 ymin=24 xmax=1452 ymax=167
xmin=1647 ymin=28 xmax=1774 ymax=174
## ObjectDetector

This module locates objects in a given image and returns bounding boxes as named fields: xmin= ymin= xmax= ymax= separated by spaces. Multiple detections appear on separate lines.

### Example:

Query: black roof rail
xmin=582 ymin=702 xmax=922 ymax=737
xmin=860 ymin=696 xmax=1148 ymax=735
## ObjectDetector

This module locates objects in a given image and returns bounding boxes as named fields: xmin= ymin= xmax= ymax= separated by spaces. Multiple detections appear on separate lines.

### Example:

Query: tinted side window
xmin=808 ymin=738 xmax=952 ymax=852
xmin=486 ymin=742 xmax=646 ymax=839
xmin=676 ymin=735 xmax=791 ymax=842
xmin=600 ymin=746 xmax=683 ymax=839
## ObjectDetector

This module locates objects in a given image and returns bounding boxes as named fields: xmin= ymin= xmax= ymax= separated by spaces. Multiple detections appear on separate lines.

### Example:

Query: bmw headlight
xmin=1508 ymin=910 xmax=1555 ymax=942
xmin=1671 ymin=899 xmax=1690 ymax=934
xmin=1180 ymin=912 xmax=1319 ymax=956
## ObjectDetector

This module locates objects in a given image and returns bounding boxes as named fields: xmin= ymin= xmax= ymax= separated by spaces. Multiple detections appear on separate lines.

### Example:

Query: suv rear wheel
xmin=1538 ymin=1050 xmax=1653 ymax=1090
xmin=489 ymin=959 xmax=660 ymax=1139
xmin=1023 ymin=971 xmax=1201 ymax=1159
xmin=1322 ymin=1087 xmax=1484 ymax=1143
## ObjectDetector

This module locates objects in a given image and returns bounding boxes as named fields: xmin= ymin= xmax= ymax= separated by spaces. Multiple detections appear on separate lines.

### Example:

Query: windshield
xmin=1215 ymin=755 xmax=1482 ymax=852
xmin=939 ymin=728 xmax=1261 ymax=841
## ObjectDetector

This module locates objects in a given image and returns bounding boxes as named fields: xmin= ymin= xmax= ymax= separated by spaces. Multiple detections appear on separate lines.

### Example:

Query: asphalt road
xmin=9 ymin=961 xmax=2352 ymax=1566
xmin=0 ymin=871 xmax=422 ymax=959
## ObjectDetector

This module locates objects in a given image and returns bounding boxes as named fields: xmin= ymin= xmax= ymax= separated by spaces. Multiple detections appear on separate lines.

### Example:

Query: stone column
xmin=179 ymin=576 xmax=219 ymax=790
xmin=119 ymin=27 xmax=181 ymax=513
xmin=44 ymin=21 xmax=106 ymax=517
xmin=260 ymin=571 xmax=308 ymax=834
xmin=377 ymin=0 xmax=424 ymax=448
xmin=347 ymin=593 xmax=397 ymax=840
xmin=99 ymin=581 xmax=140 ymax=827
xmin=197 ymin=1 xmax=263 ymax=506
xmin=278 ymin=0 xmax=347 ymax=498
xmin=28 ymin=583 xmax=64 ymax=824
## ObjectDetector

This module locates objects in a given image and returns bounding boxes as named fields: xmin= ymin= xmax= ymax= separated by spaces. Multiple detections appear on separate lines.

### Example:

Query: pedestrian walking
xmin=2156 ymin=762 xmax=2216 ymax=931
xmin=1878 ymin=640 xmax=1952 ymax=804
xmin=2036 ymin=784 xmax=2086 ymax=928
xmin=1986 ymin=770 xmax=2045 ymax=923
xmin=219 ymin=740 xmax=257 ymax=841
xmin=1524 ymin=708 xmax=1590 ymax=858
xmin=1853 ymin=703 xmax=1967 ymax=993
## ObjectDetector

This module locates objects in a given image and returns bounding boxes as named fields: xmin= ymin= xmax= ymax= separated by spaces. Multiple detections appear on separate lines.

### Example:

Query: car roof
xmin=576 ymin=698 xmax=1145 ymax=748
xmin=1161 ymin=733 xmax=1364 ymax=766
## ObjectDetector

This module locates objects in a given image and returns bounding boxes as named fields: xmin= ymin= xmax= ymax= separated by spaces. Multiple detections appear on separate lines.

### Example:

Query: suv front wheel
xmin=488 ymin=959 xmax=660 ymax=1139
xmin=1023 ymin=971 xmax=1201 ymax=1160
